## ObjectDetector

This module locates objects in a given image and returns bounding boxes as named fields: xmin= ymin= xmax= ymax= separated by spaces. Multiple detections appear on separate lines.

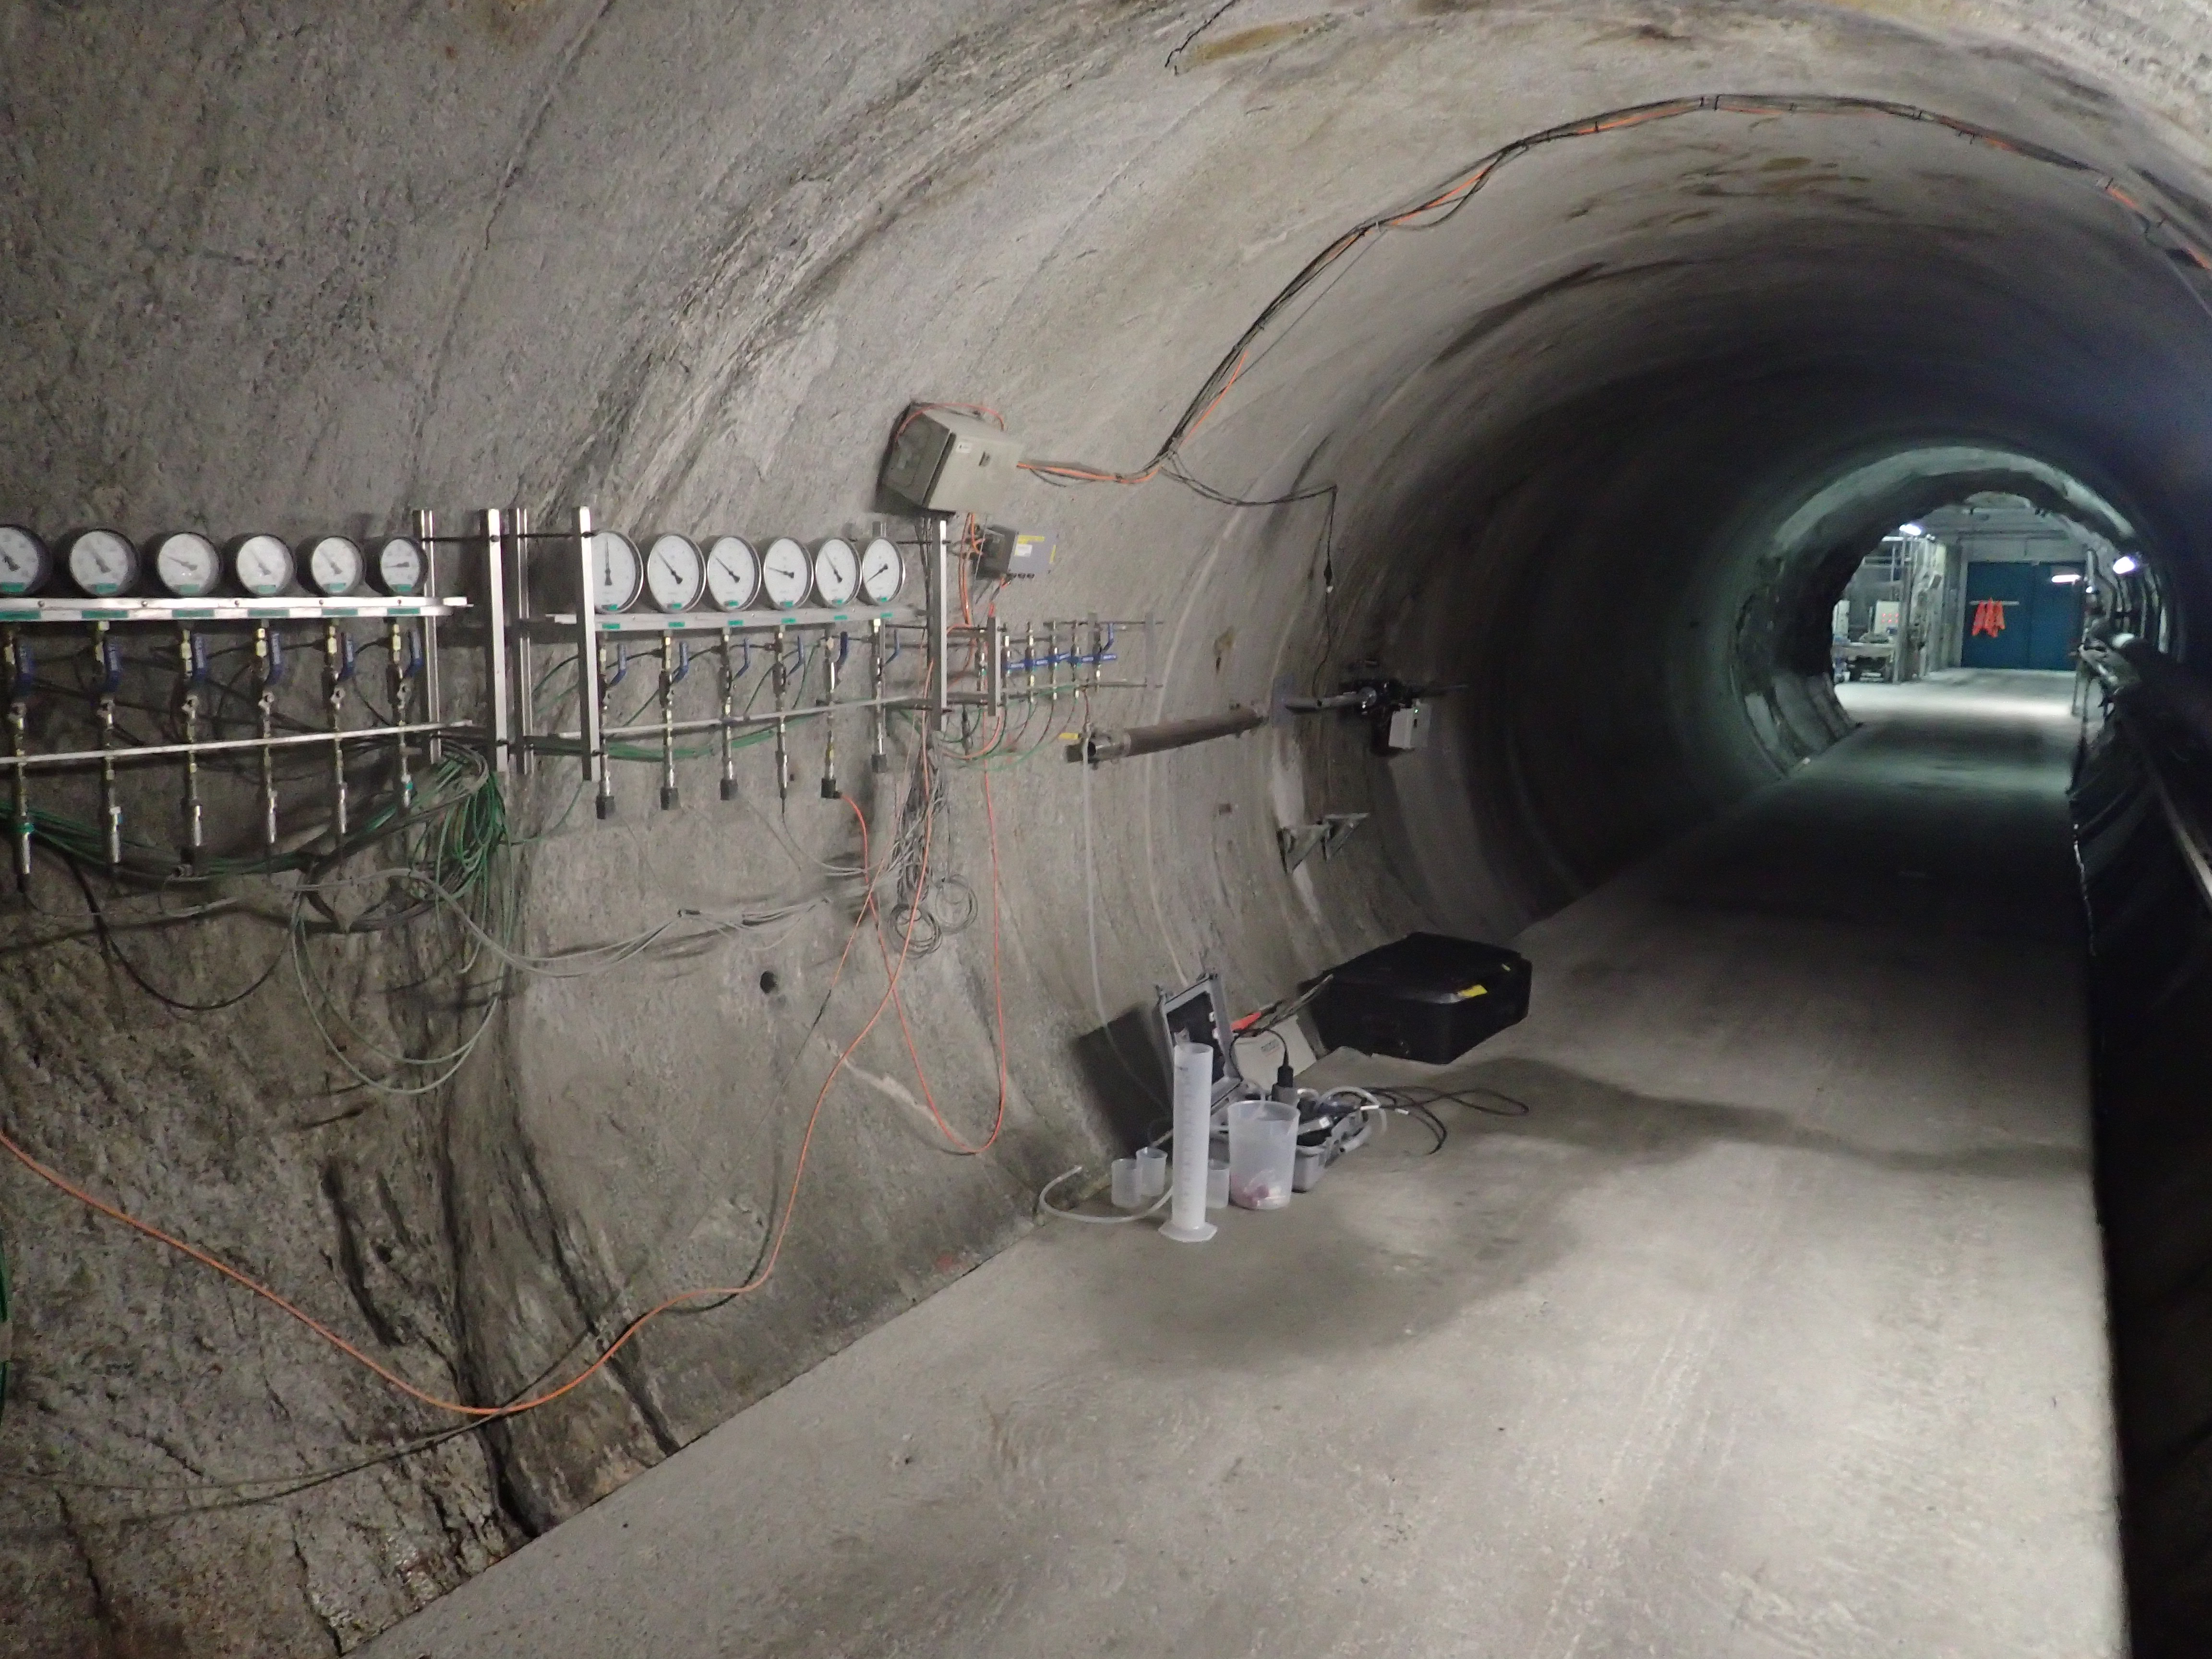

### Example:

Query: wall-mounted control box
xmin=978 ymin=526 xmax=1055 ymax=579
xmin=882 ymin=409 xmax=1024 ymax=515
xmin=1381 ymin=702 xmax=1425 ymax=752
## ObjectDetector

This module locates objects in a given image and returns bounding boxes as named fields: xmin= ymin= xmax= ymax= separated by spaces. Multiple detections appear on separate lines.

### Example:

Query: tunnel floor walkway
xmin=366 ymin=668 xmax=2118 ymax=1659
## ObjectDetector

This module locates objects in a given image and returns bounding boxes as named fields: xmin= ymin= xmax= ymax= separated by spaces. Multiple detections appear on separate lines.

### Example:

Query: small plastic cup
xmin=1206 ymin=1158 xmax=1230 ymax=1210
xmin=1136 ymin=1145 xmax=1170 ymax=1199
xmin=1110 ymin=1157 xmax=1143 ymax=1210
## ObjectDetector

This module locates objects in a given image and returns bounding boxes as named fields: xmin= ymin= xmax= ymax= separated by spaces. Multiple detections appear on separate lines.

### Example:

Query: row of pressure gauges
xmin=0 ymin=525 xmax=430 ymax=600
xmin=588 ymin=533 xmax=905 ymax=614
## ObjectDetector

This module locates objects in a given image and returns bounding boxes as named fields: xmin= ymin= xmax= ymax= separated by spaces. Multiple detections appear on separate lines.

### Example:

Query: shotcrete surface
xmin=362 ymin=669 xmax=2116 ymax=1659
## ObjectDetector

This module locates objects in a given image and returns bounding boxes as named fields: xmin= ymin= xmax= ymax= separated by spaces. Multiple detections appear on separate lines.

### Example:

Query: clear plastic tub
xmin=1227 ymin=1098 xmax=1297 ymax=1210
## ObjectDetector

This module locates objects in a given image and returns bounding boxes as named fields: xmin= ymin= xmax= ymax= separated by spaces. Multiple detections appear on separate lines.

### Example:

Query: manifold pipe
xmin=1079 ymin=705 xmax=1264 ymax=765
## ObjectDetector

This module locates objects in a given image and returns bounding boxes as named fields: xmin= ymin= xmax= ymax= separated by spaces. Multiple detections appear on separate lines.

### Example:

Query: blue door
xmin=2027 ymin=565 xmax=2084 ymax=669
xmin=1962 ymin=563 xmax=2082 ymax=670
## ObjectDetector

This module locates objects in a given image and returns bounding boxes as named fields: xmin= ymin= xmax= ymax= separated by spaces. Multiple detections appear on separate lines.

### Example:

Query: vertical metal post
xmin=387 ymin=617 xmax=415 ymax=815
xmin=481 ymin=508 xmax=511 ymax=774
xmin=659 ymin=634 xmax=681 ymax=811
xmin=719 ymin=633 xmax=740 ymax=800
xmin=324 ymin=620 xmax=350 ymax=844
xmin=868 ymin=618 xmax=888 ymax=774
xmin=255 ymin=622 xmax=281 ymax=855
xmin=772 ymin=624 xmax=791 ymax=802
xmin=6 ymin=629 xmax=31 ymax=891
xmin=989 ymin=616 xmax=1005 ymax=718
xmin=91 ymin=623 xmax=120 ymax=866
xmin=819 ymin=632 xmax=841 ymax=799
xmin=575 ymin=508 xmax=613 ymax=819
xmin=414 ymin=508 xmax=443 ymax=765
xmin=929 ymin=517 xmax=950 ymax=731
xmin=177 ymin=627 xmax=204 ymax=868
xmin=512 ymin=505 xmax=535 ymax=777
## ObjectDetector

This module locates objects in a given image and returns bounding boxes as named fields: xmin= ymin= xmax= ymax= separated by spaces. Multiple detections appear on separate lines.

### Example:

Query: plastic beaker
xmin=1206 ymin=1157 xmax=1230 ymax=1210
xmin=1110 ymin=1157 xmax=1143 ymax=1210
xmin=1227 ymin=1097 xmax=1297 ymax=1210
xmin=1136 ymin=1145 xmax=1169 ymax=1199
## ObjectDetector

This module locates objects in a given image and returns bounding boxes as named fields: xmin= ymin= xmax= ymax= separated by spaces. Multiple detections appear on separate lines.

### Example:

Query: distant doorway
xmin=1961 ymin=562 xmax=2083 ymax=670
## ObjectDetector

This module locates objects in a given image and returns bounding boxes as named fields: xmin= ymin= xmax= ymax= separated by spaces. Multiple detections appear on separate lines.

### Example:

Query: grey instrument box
xmin=882 ymin=409 xmax=1024 ymax=514
xmin=978 ymin=526 xmax=1055 ymax=579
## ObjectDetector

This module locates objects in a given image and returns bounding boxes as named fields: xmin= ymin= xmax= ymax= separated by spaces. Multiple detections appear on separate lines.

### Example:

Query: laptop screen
xmin=1157 ymin=973 xmax=1244 ymax=1102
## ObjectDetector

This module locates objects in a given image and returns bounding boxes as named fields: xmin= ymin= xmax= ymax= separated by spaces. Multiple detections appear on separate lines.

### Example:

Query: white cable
xmin=1036 ymin=1166 xmax=1170 ymax=1226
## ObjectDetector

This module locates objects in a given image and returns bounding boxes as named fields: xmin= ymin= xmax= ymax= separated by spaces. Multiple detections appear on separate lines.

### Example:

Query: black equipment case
xmin=1303 ymin=932 xmax=1531 ymax=1064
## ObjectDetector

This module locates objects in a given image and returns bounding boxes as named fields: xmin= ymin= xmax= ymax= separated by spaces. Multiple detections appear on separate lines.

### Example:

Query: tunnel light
xmin=1897 ymin=522 xmax=1925 ymax=536
xmin=2113 ymin=554 xmax=2142 ymax=576
xmin=2051 ymin=570 xmax=2084 ymax=584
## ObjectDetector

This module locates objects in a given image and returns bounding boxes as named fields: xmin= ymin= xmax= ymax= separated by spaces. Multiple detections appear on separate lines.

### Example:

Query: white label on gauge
xmin=306 ymin=535 xmax=363 ymax=597
xmin=591 ymin=531 xmax=642 ymax=612
xmin=377 ymin=537 xmax=426 ymax=596
xmin=68 ymin=529 xmax=138 ymax=597
xmin=812 ymin=538 xmax=858 ymax=607
xmin=645 ymin=534 xmax=704 ymax=612
xmin=0 ymin=526 xmax=49 ymax=597
xmin=233 ymin=534 xmax=294 ymax=597
xmin=704 ymin=536 xmax=758 ymax=611
xmin=858 ymin=537 xmax=903 ymax=604
xmin=760 ymin=537 xmax=810 ymax=608
xmin=154 ymin=532 xmax=221 ymax=598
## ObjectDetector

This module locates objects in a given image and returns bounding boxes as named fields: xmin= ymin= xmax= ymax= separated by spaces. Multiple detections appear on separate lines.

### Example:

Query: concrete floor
xmin=363 ymin=669 xmax=2119 ymax=1659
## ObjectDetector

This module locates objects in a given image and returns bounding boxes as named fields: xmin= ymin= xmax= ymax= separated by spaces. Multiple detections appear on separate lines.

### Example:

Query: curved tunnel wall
xmin=11 ymin=2 xmax=2212 ymax=1650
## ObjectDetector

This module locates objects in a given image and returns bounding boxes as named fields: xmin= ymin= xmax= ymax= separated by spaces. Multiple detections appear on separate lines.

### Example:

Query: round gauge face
xmin=231 ymin=534 xmax=296 ymax=597
xmin=858 ymin=537 xmax=904 ymax=604
xmin=760 ymin=537 xmax=811 ymax=608
xmin=704 ymin=536 xmax=759 ymax=611
xmin=376 ymin=536 xmax=427 ymax=596
xmin=305 ymin=535 xmax=364 ymax=597
xmin=67 ymin=529 xmax=140 ymax=597
xmin=0 ymin=526 xmax=51 ymax=598
xmin=152 ymin=532 xmax=222 ymax=598
xmin=812 ymin=538 xmax=859 ymax=607
xmin=644 ymin=534 xmax=704 ymax=613
xmin=590 ymin=531 xmax=642 ymax=613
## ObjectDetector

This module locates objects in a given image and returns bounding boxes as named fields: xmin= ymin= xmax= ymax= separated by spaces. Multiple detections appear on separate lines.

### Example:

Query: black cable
xmin=65 ymin=856 xmax=285 ymax=1012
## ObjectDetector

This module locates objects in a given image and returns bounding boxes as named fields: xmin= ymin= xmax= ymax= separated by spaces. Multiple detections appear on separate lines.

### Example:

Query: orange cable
xmin=0 ymin=798 xmax=893 ymax=1423
xmin=1000 ymin=95 xmax=2212 ymax=495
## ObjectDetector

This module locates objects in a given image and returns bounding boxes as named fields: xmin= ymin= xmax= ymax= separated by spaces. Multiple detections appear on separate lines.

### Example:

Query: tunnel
xmin=12 ymin=3 xmax=2212 ymax=1655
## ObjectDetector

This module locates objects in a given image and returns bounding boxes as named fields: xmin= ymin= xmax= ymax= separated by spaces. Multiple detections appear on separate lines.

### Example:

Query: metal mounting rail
xmin=0 ymin=596 xmax=467 ymax=624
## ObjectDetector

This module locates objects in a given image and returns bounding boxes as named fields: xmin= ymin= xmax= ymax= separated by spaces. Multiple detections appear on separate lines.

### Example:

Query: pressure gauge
xmin=589 ymin=530 xmax=642 ymax=613
xmin=858 ymin=536 xmax=904 ymax=604
xmin=375 ymin=536 xmax=427 ymax=597
xmin=230 ymin=534 xmax=296 ymax=597
xmin=812 ymin=537 xmax=859 ymax=607
xmin=759 ymin=537 xmax=810 ymax=608
xmin=66 ymin=529 xmax=140 ymax=597
xmin=0 ymin=526 xmax=51 ymax=597
xmin=304 ymin=535 xmax=364 ymax=597
xmin=704 ymin=536 xmax=759 ymax=611
xmin=644 ymin=534 xmax=704 ymax=612
xmin=151 ymin=531 xmax=222 ymax=598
